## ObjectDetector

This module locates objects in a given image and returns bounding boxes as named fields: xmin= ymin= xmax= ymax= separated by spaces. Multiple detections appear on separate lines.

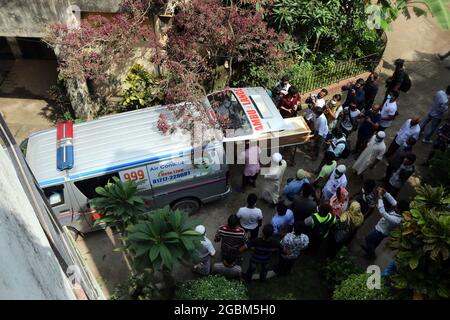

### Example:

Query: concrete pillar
xmin=5 ymin=37 xmax=23 ymax=59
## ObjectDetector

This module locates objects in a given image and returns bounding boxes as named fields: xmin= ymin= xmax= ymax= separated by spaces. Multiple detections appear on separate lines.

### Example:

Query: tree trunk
xmin=162 ymin=270 xmax=176 ymax=299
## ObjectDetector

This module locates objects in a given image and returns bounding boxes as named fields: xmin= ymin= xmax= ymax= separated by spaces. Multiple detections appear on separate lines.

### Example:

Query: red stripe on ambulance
xmin=233 ymin=88 xmax=264 ymax=131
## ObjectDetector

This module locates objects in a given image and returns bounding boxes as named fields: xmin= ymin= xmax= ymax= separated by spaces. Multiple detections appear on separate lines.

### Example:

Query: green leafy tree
xmin=89 ymin=176 xmax=150 ymax=232
xmin=121 ymin=64 xmax=164 ymax=111
xmin=388 ymin=185 xmax=450 ymax=299
xmin=270 ymin=0 xmax=383 ymax=60
xmin=333 ymin=273 xmax=392 ymax=300
xmin=376 ymin=0 xmax=450 ymax=30
xmin=125 ymin=207 xmax=203 ymax=297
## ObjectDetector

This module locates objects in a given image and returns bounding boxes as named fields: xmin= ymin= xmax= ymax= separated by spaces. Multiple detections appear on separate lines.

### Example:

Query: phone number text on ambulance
xmin=152 ymin=170 xmax=191 ymax=184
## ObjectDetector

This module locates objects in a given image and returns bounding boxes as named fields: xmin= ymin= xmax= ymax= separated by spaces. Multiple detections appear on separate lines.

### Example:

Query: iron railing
xmin=297 ymin=53 xmax=383 ymax=94
xmin=297 ymin=31 xmax=387 ymax=93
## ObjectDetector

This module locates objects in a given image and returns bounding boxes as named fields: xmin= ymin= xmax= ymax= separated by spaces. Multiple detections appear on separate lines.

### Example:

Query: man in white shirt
xmin=361 ymin=188 xmax=408 ymax=260
xmin=193 ymin=225 xmax=216 ymax=275
xmin=312 ymin=108 xmax=329 ymax=160
xmin=326 ymin=128 xmax=346 ymax=159
xmin=339 ymin=101 xmax=361 ymax=136
xmin=420 ymin=86 xmax=450 ymax=143
xmin=379 ymin=91 xmax=399 ymax=131
xmin=236 ymin=193 xmax=263 ymax=240
xmin=385 ymin=117 xmax=421 ymax=158
xmin=322 ymin=165 xmax=348 ymax=201
xmin=305 ymin=88 xmax=328 ymax=128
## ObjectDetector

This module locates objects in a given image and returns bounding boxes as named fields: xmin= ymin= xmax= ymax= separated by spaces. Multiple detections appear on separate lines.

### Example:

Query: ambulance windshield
xmin=206 ymin=90 xmax=253 ymax=138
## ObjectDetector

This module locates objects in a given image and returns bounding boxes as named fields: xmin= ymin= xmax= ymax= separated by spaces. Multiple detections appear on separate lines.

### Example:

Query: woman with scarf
xmin=329 ymin=201 xmax=364 ymax=257
xmin=329 ymin=186 xmax=349 ymax=217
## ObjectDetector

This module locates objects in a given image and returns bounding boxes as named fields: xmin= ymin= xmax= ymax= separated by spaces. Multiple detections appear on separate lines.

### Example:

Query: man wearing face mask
xmin=342 ymin=78 xmax=366 ymax=110
xmin=386 ymin=154 xmax=416 ymax=197
xmin=353 ymin=131 xmax=386 ymax=176
xmin=385 ymin=117 xmax=421 ymax=158
xmin=381 ymin=137 xmax=416 ymax=182
xmin=379 ymin=91 xmax=399 ymax=131
xmin=322 ymin=165 xmax=348 ymax=201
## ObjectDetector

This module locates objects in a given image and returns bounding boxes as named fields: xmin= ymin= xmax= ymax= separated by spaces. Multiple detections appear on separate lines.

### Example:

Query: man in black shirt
xmin=291 ymin=183 xmax=318 ymax=222
xmin=384 ymin=58 xmax=406 ymax=103
xmin=364 ymin=72 xmax=379 ymax=111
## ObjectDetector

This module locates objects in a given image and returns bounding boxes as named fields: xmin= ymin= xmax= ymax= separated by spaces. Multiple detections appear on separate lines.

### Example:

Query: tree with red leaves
xmin=164 ymin=0 xmax=286 ymax=100
xmin=155 ymin=0 xmax=286 ymax=140
xmin=44 ymin=0 xmax=160 ymax=83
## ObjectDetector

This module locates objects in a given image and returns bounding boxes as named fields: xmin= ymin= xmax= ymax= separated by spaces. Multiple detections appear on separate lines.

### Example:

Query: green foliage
xmin=270 ymin=0 xmax=384 ymax=60
xmin=428 ymin=150 xmax=450 ymax=188
xmin=110 ymin=269 xmax=163 ymax=300
xmin=89 ymin=176 xmax=150 ymax=231
xmin=176 ymin=275 xmax=248 ymax=300
xmin=125 ymin=206 xmax=202 ymax=272
xmin=377 ymin=0 xmax=450 ymax=31
xmin=322 ymin=247 xmax=363 ymax=290
xmin=388 ymin=185 xmax=450 ymax=299
xmin=121 ymin=64 xmax=164 ymax=111
xmin=333 ymin=273 xmax=392 ymax=300
xmin=424 ymin=0 xmax=450 ymax=30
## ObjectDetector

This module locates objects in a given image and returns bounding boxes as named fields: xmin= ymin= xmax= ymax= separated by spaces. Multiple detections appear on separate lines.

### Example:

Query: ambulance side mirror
xmin=49 ymin=192 xmax=63 ymax=206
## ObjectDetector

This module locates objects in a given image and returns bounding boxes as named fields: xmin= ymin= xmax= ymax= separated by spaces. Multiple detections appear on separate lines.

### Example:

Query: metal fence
xmin=297 ymin=53 xmax=383 ymax=94
xmin=297 ymin=32 xmax=387 ymax=93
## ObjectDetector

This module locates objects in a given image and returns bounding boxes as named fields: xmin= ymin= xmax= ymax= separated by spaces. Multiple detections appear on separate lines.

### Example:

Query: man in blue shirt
xmin=271 ymin=203 xmax=294 ymax=236
xmin=421 ymin=86 xmax=450 ymax=143
xmin=342 ymin=78 xmax=366 ymax=109
xmin=283 ymin=169 xmax=311 ymax=201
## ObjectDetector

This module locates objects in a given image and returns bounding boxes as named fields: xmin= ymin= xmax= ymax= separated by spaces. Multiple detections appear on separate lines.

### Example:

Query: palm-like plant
xmin=388 ymin=185 xmax=450 ymax=299
xmin=89 ymin=176 xmax=150 ymax=232
xmin=125 ymin=206 xmax=203 ymax=297
xmin=126 ymin=207 xmax=202 ymax=271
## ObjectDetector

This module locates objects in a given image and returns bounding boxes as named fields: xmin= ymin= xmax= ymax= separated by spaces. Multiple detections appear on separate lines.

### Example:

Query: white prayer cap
xmin=376 ymin=131 xmax=386 ymax=139
xmin=195 ymin=225 xmax=206 ymax=235
xmin=336 ymin=164 xmax=346 ymax=174
xmin=272 ymin=153 xmax=282 ymax=163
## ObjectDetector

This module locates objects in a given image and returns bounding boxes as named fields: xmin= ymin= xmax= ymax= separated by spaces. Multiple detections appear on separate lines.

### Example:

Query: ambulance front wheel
xmin=172 ymin=198 xmax=200 ymax=216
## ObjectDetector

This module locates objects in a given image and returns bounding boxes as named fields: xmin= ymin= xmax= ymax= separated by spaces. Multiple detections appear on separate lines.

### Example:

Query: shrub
xmin=125 ymin=207 xmax=202 ymax=272
xmin=89 ymin=176 xmax=150 ymax=232
xmin=121 ymin=64 xmax=164 ymax=111
xmin=427 ymin=150 xmax=450 ymax=188
xmin=176 ymin=275 xmax=248 ymax=300
xmin=388 ymin=185 xmax=450 ymax=299
xmin=322 ymin=247 xmax=363 ymax=290
xmin=333 ymin=273 xmax=392 ymax=300
xmin=110 ymin=269 xmax=163 ymax=300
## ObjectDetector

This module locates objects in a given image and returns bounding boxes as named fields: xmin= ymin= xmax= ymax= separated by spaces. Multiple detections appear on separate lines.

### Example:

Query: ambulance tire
xmin=171 ymin=198 xmax=201 ymax=216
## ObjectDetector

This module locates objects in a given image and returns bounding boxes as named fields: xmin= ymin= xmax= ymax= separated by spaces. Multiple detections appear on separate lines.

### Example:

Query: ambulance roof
xmin=26 ymin=105 xmax=202 ymax=187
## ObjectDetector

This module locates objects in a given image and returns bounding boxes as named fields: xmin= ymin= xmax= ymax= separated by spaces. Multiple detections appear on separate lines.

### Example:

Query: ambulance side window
xmin=74 ymin=173 xmax=120 ymax=199
xmin=43 ymin=185 xmax=65 ymax=207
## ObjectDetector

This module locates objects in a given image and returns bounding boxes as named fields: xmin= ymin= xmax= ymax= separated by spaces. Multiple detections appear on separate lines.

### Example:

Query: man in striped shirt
xmin=215 ymin=214 xmax=247 ymax=261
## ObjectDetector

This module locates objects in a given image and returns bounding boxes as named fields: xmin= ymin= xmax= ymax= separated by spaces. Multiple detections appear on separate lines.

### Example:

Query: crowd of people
xmin=191 ymin=59 xmax=450 ymax=284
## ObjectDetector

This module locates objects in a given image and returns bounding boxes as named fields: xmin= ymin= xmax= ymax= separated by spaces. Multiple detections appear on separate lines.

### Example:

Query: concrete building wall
xmin=0 ymin=0 xmax=122 ymax=37
xmin=0 ymin=147 xmax=75 ymax=299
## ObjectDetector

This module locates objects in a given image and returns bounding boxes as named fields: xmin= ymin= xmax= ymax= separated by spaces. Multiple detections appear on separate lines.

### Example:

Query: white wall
xmin=0 ymin=148 xmax=75 ymax=299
